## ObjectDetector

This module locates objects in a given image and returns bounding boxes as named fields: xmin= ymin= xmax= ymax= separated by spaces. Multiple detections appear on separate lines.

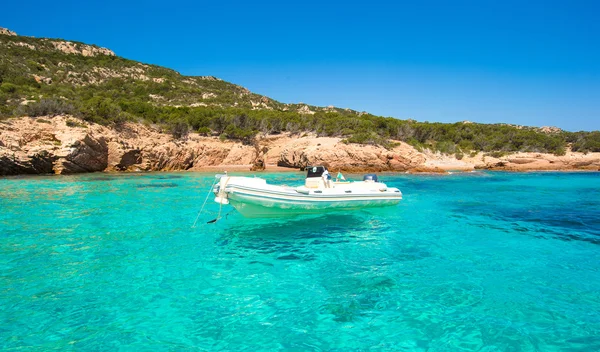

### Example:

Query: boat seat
xmin=305 ymin=178 xmax=323 ymax=189
xmin=296 ymin=186 xmax=310 ymax=194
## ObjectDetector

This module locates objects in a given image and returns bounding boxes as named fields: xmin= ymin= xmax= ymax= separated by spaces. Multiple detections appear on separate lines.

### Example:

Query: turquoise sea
xmin=1 ymin=171 xmax=599 ymax=351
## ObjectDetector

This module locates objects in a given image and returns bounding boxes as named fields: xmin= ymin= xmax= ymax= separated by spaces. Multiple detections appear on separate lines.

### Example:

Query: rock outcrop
xmin=275 ymin=137 xmax=425 ymax=171
xmin=49 ymin=40 xmax=115 ymax=57
xmin=0 ymin=27 xmax=17 ymax=36
xmin=0 ymin=116 xmax=256 ymax=175
xmin=54 ymin=134 xmax=109 ymax=174
xmin=1 ymin=115 xmax=600 ymax=176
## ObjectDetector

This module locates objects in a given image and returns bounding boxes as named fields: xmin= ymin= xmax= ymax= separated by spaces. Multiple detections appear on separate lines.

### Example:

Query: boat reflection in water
xmin=213 ymin=166 xmax=402 ymax=218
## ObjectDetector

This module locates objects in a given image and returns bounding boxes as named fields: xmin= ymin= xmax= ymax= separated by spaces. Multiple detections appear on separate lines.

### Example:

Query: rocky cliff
xmin=1 ymin=116 xmax=599 ymax=176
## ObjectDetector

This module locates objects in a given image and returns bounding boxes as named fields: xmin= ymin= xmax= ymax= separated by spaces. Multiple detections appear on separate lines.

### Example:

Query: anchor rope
xmin=192 ymin=176 xmax=219 ymax=228
xmin=215 ymin=196 xmax=224 ymax=222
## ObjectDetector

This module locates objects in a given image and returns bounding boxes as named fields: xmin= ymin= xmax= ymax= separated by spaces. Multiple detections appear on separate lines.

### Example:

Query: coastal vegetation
xmin=1 ymin=29 xmax=599 ymax=155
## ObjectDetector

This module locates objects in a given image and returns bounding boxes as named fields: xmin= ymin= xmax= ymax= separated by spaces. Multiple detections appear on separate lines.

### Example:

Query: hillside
xmin=0 ymin=27 xmax=353 ymax=116
xmin=1 ymin=26 xmax=599 ymax=161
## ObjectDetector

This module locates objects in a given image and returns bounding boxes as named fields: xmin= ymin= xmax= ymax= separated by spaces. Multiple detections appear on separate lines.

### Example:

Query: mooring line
xmin=192 ymin=177 xmax=219 ymax=228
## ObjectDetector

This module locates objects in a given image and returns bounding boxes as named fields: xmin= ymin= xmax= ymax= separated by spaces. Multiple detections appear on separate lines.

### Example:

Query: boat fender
xmin=215 ymin=196 xmax=229 ymax=205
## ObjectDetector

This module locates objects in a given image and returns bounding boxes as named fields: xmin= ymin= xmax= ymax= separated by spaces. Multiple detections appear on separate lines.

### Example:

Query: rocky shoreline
xmin=1 ymin=115 xmax=599 ymax=176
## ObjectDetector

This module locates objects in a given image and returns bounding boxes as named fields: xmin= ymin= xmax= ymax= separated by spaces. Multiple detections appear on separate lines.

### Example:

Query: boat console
xmin=306 ymin=166 xmax=327 ymax=178
xmin=305 ymin=166 xmax=382 ymax=188
xmin=305 ymin=166 xmax=330 ymax=188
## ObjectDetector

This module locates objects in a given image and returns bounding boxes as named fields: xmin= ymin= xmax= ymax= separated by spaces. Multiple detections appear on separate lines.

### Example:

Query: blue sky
xmin=2 ymin=0 xmax=599 ymax=131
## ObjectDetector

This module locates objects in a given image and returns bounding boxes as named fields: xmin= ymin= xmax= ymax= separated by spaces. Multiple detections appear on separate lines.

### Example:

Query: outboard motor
xmin=363 ymin=174 xmax=378 ymax=182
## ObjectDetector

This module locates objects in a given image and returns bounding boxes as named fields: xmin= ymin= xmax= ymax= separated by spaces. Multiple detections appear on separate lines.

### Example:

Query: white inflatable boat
xmin=212 ymin=166 xmax=402 ymax=218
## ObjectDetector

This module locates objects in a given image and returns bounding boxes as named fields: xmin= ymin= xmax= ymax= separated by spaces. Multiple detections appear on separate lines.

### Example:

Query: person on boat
xmin=322 ymin=169 xmax=331 ymax=188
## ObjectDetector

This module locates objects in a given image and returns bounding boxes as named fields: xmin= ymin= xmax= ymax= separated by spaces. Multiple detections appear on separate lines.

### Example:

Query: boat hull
xmin=225 ymin=186 xmax=401 ymax=218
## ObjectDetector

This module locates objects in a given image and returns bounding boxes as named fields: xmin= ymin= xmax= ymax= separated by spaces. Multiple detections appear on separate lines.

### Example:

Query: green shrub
xmin=346 ymin=131 xmax=386 ymax=145
xmin=17 ymin=98 xmax=75 ymax=117
xmin=81 ymin=97 xmax=123 ymax=124
xmin=569 ymin=131 xmax=600 ymax=153
xmin=0 ymin=82 xmax=17 ymax=93
xmin=340 ymin=128 xmax=355 ymax=136
xmin=66 ymin=119 xmax=86 ymax=128
xmin=383 ymin=141 xmax=401 ymax=150
xmin=486 ymin=151 xmax=508 ymax=158
xmin=553 ymin=145 xmax=566 ymax=156
xmin=223 ymin=124 xmax=257 ymax=144
xmin=435 ymin=141 xmax=456 ymax=154
xmin=170 ymin=122 xmax=189 ymax=140
xmin=197 ymin=126 xmax=211 ymax=136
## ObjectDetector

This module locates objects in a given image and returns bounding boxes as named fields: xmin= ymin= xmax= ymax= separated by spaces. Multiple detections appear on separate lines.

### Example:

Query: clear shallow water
xmin=1 ymin=171 xmax=599 ymax=351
